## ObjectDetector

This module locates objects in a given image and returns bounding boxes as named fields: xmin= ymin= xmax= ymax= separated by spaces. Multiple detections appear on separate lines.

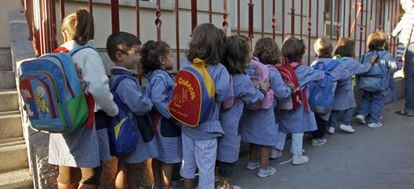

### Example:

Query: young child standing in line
xmin=217 ymin=35 xmax=265 ymax=188
xmin=310 ymin=37 xmax=349 ymax=146
xmin=48 ymin=9 xmax=119 ymax=189
xmin=106 ymin=32 xmax=157 ymax=189
xmin=179 ymin=24 xmax=234 ymax=189
xmin=356 ymin=32 xmax=399 ymax=128
xmin=239 ymin=38 xmax=293 ymax=174
xmin=328 ymin=37 xmax=372 ymax=134
xmin=140 ymin=40 xmax=182 ymax=189
xmin=274 ymin=37 xmax=325 ymax=165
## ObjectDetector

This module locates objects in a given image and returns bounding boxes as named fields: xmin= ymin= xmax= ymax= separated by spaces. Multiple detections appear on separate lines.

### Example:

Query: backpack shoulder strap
xmin=69 ymin=45 xmax=97 ymax=56
xmin=111 ymin=74 xmax=137 ymax=92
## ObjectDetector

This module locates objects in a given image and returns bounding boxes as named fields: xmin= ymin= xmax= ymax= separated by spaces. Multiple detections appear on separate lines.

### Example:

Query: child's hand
xmin=288 ymin=82 xmax=296 ymax=92
xmin=260 ymin=81 xmax=270 ymax=91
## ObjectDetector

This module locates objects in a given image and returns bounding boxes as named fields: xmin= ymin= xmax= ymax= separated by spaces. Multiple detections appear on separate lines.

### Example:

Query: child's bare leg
xmin=161 ymin=163 xmax=174 ymax=188
xmin=184 ymin=179 xmax=194 ymax=189
xmin=127 ymin=163 xmax=140 ymax=189
xmin=115 ymin=162 xmax=128 ymax=189
xmin=249 ymin=144 xmax=258 ymax=163
xmin=152 ymin=159 xmax=163 ymax=187
xmin=259 ymin=146 xmax=270 ymax=170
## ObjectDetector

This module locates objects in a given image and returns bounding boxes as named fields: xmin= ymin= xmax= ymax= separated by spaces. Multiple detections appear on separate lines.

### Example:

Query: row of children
xmin=27 ymin=8 xmax=399 ymax=189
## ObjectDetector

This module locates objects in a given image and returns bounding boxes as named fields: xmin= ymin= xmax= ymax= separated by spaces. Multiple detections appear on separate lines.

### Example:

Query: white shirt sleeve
xmin=76 ymin=49 xmax=119 ymax=116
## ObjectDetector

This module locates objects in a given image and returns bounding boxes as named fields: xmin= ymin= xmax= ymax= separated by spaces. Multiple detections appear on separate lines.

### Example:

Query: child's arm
xmin=80 ymin=51 xmax=118 ymax=116
xmin=269 ymin=70 xmax=292 ymax=99
xmin=328 ymin=63 xmax=351 ymax=81
xmin=150 ymin=76 xmax=171 ymax=118
xmin=345 ymin=58 xmax=372 ymax=76
xmin=384 ymin=53 xmax=400 ymax=73
xmin=214 ymin=65 xmax=235 ymax=103
xmin=117 ymin=79 xmax=153 ymax=116
xmin=296 ymin=65 xmax=325 ymax=87
xmin=239 ymin=75 xmax=265 ymax=105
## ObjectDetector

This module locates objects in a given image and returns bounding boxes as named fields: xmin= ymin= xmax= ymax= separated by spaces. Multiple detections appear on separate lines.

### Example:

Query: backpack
xmin=357 ymin=51 xmax=389 ymax=92
xmin=19 ymin=46 xmax=93 ymax=133
xmin=308 ymin=60 xmax=341 ymax=114
xmin=276 ymin=60 xmax=307 ymax=111
xmin=168 ymin=58 xmax=215 ymax=127
xmin=108 ymin=74 xmax=153 ymax=156
xmin=244 ymin=57 xmax=274 ymax=110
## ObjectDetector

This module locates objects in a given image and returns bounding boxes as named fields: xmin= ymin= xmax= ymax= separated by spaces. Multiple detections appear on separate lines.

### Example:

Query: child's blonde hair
xmin=61 ymin=9 xmax=94 ymax=45
xmin=367 ymin=31 xmax=387 ymax=51
xmin=314 ymin=37 xmax=333 ymax=57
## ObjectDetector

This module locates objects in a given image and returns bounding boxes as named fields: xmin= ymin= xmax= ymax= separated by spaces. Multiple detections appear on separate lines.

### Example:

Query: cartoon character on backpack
xmin=34 ymin=87 xmax=49 ymax=117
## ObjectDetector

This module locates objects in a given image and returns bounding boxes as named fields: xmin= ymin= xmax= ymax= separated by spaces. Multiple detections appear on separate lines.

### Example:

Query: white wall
xmin=0 ymin=0 xmax=22 ymax=48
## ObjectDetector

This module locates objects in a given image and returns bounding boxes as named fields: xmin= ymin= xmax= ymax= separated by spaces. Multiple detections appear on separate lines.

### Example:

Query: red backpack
xmin=276 ymin=59 xmax=309 ymax=111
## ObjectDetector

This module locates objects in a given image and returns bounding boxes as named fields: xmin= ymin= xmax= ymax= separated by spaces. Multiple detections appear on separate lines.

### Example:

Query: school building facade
xmin=0 ymin=0 xmax=403 ymax=188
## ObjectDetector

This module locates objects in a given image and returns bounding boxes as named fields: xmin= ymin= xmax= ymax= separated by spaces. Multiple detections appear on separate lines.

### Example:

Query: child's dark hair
xmin=334 ymin=37 xmax=355 ymax=57
xmin=61 ymin=9 xmax=94 ymax=45
xmin=367 ymin=31 xmax=387 ymax=51
xmin=106 ymin=31 xmax=141 ymax=62
xmin=281 ymin=37 xmax=306 ymax=61
xmin=253 ymin=38 xmax=281 ymax=65
xmin=187 ymin=23 xmax=226 ymax=65
xmin=314 ymin=37 xmax=333 ymax=56
xmin=141 ymin=40 xmax=171 ymax=73
xmin=223 ymin=35 xmax=250 ymax=75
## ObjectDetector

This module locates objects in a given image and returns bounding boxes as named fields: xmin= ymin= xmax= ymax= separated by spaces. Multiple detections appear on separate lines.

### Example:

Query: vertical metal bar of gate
xmin=323 ymin=0 xmax=327 ymax=38
xmin=223 ymin=0 xmax=229 ymax=32
xmin=111 ymin=0 xmax=120 ymax=33
xmin=364 ymin=0 xmax=369 ymax=52
xmin=291 ymin=0 xmax=295 ymax=37
xmin=156 ymin=0 xmax=161 ymax=41
xmin=316 ymin=0 xmax=319 ymax=38
xmin=209 ymin=0 xmax=212 ymax=24
xmin=348 ymin=0 xmax=352 ymax=37
xmin=307 ymin=0 xmax=312 ymax=65
xmin=282 ymin=0 xmax=285 ymax=41
xmin=342 ymin=0 xmax=346 ymax=37
xmin=336 ymin=0 xmax=340 ymax=41
xmin=88 ymin=0 xmax=93 ymax=15
xmin=191 ymin=0 xmax=197 ymax=32
xmin=359 ymin=0 xmax=364 ymax=58
xmin=248 ymin=0 xmax=254 ymax=43
xmin=261 ymin=0 xmax=265 ymax=38
xmin=136 ymin=0 xmax=140 ymax=40
xmin=300 ymin=0 xmax=304 ymax=38
xmin=175 ymin=0 xmax=180 ymax=69
xmin=237 ymin=0 xmax=240 ymax=35
xmin=60 ymin=0 xmax=65 ymax=21
xmin=272 ymin=0 xmax=276 ymax=40
xmin=378 ymin=0 xmax=383 ymax=30
xmin=330 ymin=0 xmax=333 ymax=42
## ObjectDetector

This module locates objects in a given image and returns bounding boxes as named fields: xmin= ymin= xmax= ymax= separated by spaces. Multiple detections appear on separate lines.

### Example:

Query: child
xmin=240 ymin=38 xmax=292 ymax=177
xmin=217 ymin=35 xmax=265 ymax=188
xmin=48 ymin=9 xmax=119 ymax=188
xmin=274 ymin=37 xmax=325 ymax=165
xmin=140 ymin=40 xmax=182 ymax=189
xmin=179 ymin=23 xmax=234 ymax=189
xmin=356 ymin=32 xmax=398 ymax=128
xmin=106 ymin=32 xmax=157 ymax=189
xmin=328 ymin=37 xmax=372 ymax=134
xmin=310 ymin=37 xmax=349 ymax=146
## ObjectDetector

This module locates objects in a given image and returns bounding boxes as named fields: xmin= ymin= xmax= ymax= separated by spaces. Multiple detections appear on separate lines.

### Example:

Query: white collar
xmin=61 ymin=40 xmax=95 ymax=51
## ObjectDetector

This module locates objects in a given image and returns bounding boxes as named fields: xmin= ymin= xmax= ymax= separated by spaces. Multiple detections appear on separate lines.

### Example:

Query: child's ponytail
xmin=62 ymin=8 xmax=94 ymax=46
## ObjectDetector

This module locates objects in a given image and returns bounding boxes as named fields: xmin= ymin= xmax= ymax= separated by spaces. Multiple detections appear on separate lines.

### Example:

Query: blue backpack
xmin=18 ymin=46 xmax=94 ymax=133
xmin=308 ymin=60 xmax=341 ymax=114
xmin=108 ymin=74 xmax=153 ymax=156
xmin=357 ymin=51 xmax=389 ymax=92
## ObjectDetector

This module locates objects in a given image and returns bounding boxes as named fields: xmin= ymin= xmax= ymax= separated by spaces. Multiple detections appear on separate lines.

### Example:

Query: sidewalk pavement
xmin=231 ymin=101 xmax=414 ymax=189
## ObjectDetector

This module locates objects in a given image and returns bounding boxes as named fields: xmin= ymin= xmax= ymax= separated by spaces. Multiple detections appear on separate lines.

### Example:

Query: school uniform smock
xmin=179 ymin=61 xmax=233 ymax=189
xmin=310 ymin=58 xmax=350 ymax=121
xmin=217 ymin=74 xmax=264 ymax=163
xmin=332 ymin=57 xmax=372 ymax=111
xmin=110 ymin=67 xmax=158 ymax=164
xmin=149 ymin=69 xmax=182 ymax=164
xmin=278 ymin=64 xmax=325 ymax=134
xmin=240 ymin=69 xmax=292 ymax=147
xmin=49 ymin=40 xmax=118 ymax=168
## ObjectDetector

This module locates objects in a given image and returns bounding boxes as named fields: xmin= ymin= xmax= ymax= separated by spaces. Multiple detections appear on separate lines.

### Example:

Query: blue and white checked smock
xmin=149 ymin=69 xmax=182 ymax=164
xmin=217 ymin=74 xmax=264 ymax=163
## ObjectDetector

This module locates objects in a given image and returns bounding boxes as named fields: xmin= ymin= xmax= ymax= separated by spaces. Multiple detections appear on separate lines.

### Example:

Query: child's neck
xmin=317 ymin=54 xmax=333 ymax=59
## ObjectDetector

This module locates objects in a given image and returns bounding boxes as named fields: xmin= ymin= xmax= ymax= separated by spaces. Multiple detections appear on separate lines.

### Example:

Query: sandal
xmin=216 ymin=182 xmax=241 ymax=189
xmin=395 ymin=110 xmax=414 ymax=117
